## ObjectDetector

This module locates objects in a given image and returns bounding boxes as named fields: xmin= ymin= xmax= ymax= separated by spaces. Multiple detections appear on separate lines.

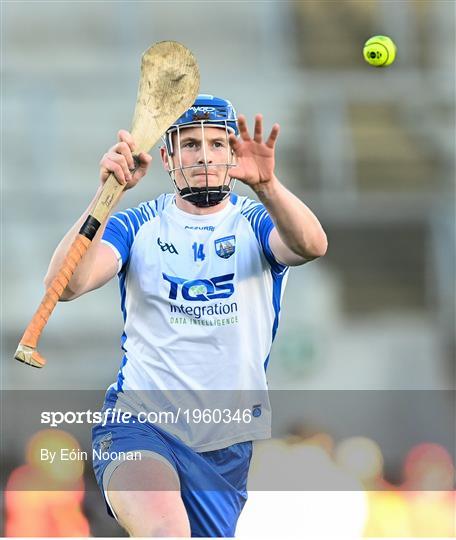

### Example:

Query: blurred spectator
xmin=402 ymin=442 xmax=455 ymax=491
xmin=402 ymin=443 xmax=455 ymax=537
xmin=334 ymin=436 xmax=384 ymax=488
xmin=363 ymin=489 xmax=412 ymax=537
xmin=333 ymin=435 xmax=411 ymax=536
xmin=5 ymin=429 xmax=90 ymax=537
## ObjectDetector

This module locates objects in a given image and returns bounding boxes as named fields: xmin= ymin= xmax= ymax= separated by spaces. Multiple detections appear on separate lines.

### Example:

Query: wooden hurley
xmin=15 ymin=41 xmax=200 ymax=368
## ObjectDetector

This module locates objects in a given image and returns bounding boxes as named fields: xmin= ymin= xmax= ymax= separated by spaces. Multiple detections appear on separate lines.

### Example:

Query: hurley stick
xmin=15 ymin=41 xmax=200 ymax=368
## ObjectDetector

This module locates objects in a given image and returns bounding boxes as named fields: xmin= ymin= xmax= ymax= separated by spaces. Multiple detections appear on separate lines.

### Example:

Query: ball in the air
xmin=363 ymin=35 xmax=396 ymax=67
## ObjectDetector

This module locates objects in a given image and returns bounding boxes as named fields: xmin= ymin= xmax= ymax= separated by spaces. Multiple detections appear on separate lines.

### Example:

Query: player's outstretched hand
xmin=99 ymin=129 xmax=152 ymax=190
xmin=228 ymin=114 xmax=280 ymax=191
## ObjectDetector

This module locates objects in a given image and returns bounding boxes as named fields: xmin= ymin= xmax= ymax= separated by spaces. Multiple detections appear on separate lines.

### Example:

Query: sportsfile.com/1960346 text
xmin=40 ymin=407 xmax=254 ymax=428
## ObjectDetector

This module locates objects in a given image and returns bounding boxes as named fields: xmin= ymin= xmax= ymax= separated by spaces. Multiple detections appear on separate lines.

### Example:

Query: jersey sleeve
xmin=240 ymin=199 xmax=288 ymax=275
xmin=101 ymin=201 xmax=159 ymax=273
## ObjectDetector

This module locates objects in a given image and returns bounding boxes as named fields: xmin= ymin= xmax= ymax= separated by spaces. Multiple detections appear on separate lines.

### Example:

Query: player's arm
xmin=254 ymin=178 xmax=327 ymax=265
xmin=229 ymin=114 xmax=327 ymax=266
xmin=44 ymin=130 xmax=152 ymax=300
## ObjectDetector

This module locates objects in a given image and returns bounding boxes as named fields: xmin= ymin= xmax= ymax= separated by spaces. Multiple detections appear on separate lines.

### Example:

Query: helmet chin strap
xmin=178 ymin=185 xmax=231 ymax=207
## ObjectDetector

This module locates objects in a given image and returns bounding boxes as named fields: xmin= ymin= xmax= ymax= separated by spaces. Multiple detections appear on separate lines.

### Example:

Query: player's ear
xmin=160 ymin=146 xmax=170 ymax=171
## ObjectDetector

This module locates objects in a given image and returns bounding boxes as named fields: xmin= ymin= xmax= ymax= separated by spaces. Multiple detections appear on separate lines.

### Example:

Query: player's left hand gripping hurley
xmin=15 ymin=41 xmax=200 ymax=368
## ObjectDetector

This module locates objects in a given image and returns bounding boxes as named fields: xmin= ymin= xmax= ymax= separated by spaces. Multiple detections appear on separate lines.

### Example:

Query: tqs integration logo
xmin=162 ymin=273 xmax=235 ymax=301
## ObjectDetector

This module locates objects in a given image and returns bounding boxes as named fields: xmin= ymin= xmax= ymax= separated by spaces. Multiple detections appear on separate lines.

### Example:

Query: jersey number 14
xmin=192 ymin=242 xmax=206 ymax=262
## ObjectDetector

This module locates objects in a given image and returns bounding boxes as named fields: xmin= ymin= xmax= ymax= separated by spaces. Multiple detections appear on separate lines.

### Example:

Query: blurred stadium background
xmin=2 ymin=0 xmax=455 ymax=537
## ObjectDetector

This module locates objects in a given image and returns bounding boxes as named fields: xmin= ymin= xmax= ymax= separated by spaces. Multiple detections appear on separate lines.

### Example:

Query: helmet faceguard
xmin=162 ymin=94 xmax=239 ymax=208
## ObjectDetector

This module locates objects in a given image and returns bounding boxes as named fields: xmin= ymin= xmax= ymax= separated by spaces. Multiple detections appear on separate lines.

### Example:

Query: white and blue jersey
xmin=100 ymin=192 xmax=289 ymax=452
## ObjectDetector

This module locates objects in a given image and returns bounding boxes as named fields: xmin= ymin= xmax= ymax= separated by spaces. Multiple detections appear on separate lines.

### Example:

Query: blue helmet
xmin=165 ymin=94 xmax=238 ymax=154
xmin=163 ymin=94 xmax=239 ymax=208
xmin=175 ymin=94 xmax=238 ymax=132
xmin=173 ymin=94 xmax=238 ymax=132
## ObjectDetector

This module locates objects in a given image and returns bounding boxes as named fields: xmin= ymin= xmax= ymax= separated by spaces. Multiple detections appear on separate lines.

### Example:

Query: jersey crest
xmin=214 ymin=235 xmax=236 ymax=259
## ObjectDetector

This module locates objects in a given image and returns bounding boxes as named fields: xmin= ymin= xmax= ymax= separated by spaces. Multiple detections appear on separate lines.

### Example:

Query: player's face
xmin=163 ymin=126 xmax=234 ymax=190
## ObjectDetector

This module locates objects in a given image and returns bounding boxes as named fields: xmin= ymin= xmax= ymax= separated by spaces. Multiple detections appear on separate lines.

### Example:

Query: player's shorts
xmin=92 ymin=412 xmax=253 ymax=538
